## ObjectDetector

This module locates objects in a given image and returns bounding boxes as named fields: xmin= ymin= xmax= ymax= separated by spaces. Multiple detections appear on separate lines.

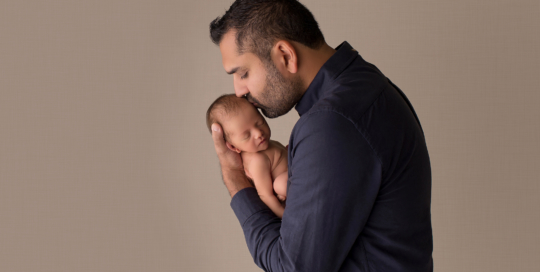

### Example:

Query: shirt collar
xmin=295 ymin=41 xmax=358 ymax=116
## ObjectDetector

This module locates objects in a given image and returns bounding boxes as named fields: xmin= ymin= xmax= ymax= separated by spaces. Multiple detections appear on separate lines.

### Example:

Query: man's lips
xmin=246 ymin=98 xmax=258 ymax=107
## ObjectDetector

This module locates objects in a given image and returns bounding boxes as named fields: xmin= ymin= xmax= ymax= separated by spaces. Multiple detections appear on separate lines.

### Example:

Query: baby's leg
xmin=273 ymin=172 xmax=288 ymax=199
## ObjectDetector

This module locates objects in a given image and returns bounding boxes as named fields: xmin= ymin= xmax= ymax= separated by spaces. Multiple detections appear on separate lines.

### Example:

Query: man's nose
xmin=233 ymin=77 xmax=248 ymax=97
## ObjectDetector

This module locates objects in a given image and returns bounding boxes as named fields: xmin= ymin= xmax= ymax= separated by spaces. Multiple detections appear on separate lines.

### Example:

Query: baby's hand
xmin=277 ymin=195 xmax=286 ymax=202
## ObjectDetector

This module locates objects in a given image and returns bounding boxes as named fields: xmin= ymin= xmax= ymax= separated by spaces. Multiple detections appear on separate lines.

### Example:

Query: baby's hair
xmin=206 ymin=94 xmax=247 ymax=141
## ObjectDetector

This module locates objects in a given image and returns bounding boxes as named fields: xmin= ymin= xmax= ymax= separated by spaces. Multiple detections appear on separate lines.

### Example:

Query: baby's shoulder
xmin=267 ymin=140 xmax=287 ymax=158
xmin=242 ymin=151 xmax=270 ymax=168
xmin=268 ymin=140 xmax=286 ymax=150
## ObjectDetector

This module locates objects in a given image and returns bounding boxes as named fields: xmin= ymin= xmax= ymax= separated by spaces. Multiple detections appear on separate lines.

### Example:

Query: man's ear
xmin=272 ymin=40 xmax=298 ymax=74
xmin=226 ymin=142 xmax=241 ymax=153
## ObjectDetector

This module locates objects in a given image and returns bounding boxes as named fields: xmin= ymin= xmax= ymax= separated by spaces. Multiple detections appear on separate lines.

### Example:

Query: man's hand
xmin=211 ymin=123 xmax=253 ymax=197
xmin=211 ymin=123 xmax=243 ymax=170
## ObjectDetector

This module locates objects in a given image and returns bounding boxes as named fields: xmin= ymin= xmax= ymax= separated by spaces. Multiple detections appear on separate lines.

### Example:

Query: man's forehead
xmin=219 ymin=31 xmax=260 ymax=73
xmin=219 ymin=31 xmax=241 ymax=68
xmin=219 ymin=30 xmax=238 ymax=51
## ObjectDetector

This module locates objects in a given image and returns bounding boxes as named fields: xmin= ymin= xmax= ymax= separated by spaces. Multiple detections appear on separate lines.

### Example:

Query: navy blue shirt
xmin=230 ymin=41 xmax=433 ymax=272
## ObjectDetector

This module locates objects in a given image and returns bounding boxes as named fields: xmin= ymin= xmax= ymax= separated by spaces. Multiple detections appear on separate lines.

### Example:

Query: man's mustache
xmin=245 ymin=94 xmax=262 ymax=107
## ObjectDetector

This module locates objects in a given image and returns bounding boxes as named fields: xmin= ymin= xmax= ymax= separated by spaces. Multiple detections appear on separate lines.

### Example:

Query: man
xmin=209 ymin=0 xmax=433 ymax=271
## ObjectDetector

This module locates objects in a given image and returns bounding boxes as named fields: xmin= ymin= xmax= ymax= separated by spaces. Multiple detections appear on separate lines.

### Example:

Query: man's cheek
xmin=253 ymin=73 xmax=266 ymax=92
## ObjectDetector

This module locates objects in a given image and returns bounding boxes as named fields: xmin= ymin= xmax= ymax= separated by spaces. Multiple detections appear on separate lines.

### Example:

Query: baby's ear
xmin=225 ymin=142 xmax=241 ymax=153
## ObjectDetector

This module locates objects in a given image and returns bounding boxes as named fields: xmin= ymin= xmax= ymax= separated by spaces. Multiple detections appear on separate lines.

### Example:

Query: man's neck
xmin=293 ymin=42 xmax=336 ymax=93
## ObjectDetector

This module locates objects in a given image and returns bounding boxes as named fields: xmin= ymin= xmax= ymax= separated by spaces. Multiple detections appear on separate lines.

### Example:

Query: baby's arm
xmin=248 ymin=154 xmax=285 ymax=218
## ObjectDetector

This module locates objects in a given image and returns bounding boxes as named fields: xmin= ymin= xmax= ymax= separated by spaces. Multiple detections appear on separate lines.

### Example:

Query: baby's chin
xmin=242 ymin=148 xmax=267 ymax=153
xmin=241 ymin=143 xmax=270 ymax=153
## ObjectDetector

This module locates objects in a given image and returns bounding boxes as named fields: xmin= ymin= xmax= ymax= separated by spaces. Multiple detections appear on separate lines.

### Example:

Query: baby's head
xmin=206 ymin=94 xmax=271 ymax=153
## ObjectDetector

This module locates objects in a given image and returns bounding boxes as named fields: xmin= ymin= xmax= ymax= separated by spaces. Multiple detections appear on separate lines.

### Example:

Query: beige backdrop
xmin=1 ymin=0 xmax=539 ymax=271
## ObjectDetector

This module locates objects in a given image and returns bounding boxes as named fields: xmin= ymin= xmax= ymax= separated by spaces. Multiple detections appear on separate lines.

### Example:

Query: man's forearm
xmin=221 ymin=169 xmax=253 ymax=198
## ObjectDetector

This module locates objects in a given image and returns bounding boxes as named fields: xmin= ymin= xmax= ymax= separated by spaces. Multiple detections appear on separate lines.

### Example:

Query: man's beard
xmin=247 ymin=61 xmax=304 ymax=118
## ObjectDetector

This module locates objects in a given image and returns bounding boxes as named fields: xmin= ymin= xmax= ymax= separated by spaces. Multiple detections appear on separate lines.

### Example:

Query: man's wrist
xmin=221 ymin=168 xmax=253 ymax=198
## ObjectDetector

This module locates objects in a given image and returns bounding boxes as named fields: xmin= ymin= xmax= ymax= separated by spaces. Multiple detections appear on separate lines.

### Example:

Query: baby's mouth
xmin=259 ymin=138 xmax=266 ymax=146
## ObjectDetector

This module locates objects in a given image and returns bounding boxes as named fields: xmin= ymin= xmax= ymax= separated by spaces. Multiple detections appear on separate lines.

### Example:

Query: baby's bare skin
xmin=216 ymin=97 xmax=288 ymax=218
xmin=243 ymin=140 xmax=288 ymax=202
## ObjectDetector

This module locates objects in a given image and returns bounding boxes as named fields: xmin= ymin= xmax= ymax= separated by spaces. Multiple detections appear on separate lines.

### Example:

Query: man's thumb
xmin=212 ymin=123 xmax=220 ymax=133
xmin=211 ymin=123 xmax=226 ymax=150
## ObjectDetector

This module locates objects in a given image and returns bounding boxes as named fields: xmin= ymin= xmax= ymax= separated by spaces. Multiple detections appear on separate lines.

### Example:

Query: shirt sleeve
xmin=230 ymin=110 xmax=382 ymax=271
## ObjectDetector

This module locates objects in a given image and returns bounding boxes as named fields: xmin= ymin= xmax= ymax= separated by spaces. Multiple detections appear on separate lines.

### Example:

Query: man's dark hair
xmin=209 ymin=0 xmax=325 ymax=62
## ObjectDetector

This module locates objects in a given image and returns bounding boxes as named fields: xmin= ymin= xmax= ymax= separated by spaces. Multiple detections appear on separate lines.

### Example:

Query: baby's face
xmin=223 ymin=101 xmax=271 ymax=153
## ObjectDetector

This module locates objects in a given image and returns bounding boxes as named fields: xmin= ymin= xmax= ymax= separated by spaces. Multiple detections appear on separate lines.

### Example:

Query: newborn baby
xmin=206 ymin=94 xmax=287 ymax=218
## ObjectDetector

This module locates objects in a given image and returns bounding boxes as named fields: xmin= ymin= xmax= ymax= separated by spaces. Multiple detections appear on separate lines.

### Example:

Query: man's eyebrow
xmin=226 ymin=67 xmax=239 ymax=75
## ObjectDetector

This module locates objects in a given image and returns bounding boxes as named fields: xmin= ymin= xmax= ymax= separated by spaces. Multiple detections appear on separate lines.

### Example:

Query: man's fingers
xmin=211 ymin=123 xmax=243 ymax=171
xmin=211 ymin=123 xmax=227 ymax=153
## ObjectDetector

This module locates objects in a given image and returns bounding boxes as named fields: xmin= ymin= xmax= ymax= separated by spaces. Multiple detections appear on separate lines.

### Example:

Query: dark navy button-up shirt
xmin=230 ymin=41 xmax=433 ymax=272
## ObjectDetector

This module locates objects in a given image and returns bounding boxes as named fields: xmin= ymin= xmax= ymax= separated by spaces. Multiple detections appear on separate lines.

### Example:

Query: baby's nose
xmin=255 ymin=129 xmax=263 ymax=138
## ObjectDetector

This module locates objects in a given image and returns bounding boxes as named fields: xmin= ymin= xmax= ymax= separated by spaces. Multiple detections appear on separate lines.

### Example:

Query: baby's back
xmin=265 ymin=140 xmax=288 ymax=180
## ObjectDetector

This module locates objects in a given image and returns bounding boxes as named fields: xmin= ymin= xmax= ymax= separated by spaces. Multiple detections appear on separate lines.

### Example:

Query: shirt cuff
xmin=230 ymin=187 xmax=270 ymax=226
